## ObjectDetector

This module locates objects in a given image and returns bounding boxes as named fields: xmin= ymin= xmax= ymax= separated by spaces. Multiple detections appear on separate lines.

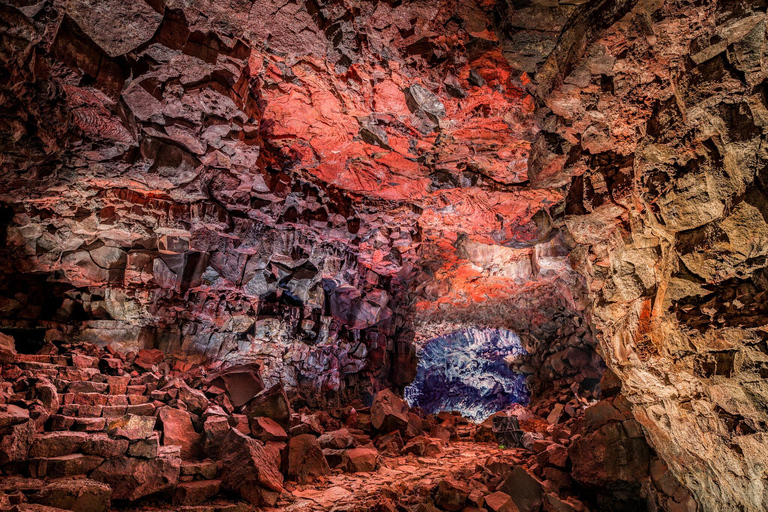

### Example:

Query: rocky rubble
xmin=0 ymin=338 xmax=696 ymax=511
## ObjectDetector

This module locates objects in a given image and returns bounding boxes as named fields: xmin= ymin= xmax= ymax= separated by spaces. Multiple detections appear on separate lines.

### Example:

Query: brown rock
xmin=371 ymin=389 xmax=409 ymax=433
xmin=0 ymin=332 xmax=15 ymax=362
xmin=499 ymin=466 xmax=544 ymax=512
xmin=285 ymin=434 xmax=330 ymax=484
xmin=218 ymin=428 xmax=283 ymax=505
xmin=172 ymin=479 xmax=221 ymax=505
xmin=25 ymin=478 xmax=112 ymax=512
xmin=129 ymin=433 xmax=160 ymax=458
xmin=434 ymin=477 xmax=469 ymax=511
xmin=0 ymin=418 xmax=35 ymax=464
xmin=158 ymin=406 xmax=202 ymax=460
xmin=91 ymin=455 xmax=181 ymax=501
xmin=203 ymin=415 xmax=230 ymax=456
xmin=250 ymin=416 xmax=288 ymax=442
xmin=345 ymin=446 xmax=379 ymax=472
xmin=243 ymin=384 xmax=292 ymax=430
xmin=485 ymin=491 xmax=518 ymax=512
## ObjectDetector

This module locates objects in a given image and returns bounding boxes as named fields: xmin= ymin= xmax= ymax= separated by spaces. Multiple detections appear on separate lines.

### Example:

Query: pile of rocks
xmin=0 ymin=340 xmax=388 ymax=510
xmin=0 ymin=338 xmax=694 ymax=511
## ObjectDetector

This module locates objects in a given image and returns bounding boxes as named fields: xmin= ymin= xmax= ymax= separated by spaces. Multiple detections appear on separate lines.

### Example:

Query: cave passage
xmin=404 ymin=328 xmax=529 ymax=422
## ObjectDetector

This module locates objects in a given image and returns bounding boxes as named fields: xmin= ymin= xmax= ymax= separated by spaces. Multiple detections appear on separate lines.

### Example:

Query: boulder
xmin=0 ymin=418 xmax=35 ymax=464
xmin=172 ymin=480 xmax=221 ymax=506
xmin=134 ymin=348 xmax=164 ymax=370
xmin=499 ymin=466 xmax=544 ymax=512
xmin=129 ymin=433 xmax=160 ymax=458
xmin=217 ymin=428 xmax=283 ymax=504
xmin=317 ymin=428 xmax=355 ymax=449
xmin=206 ymin=363 xmax=264 ymax=408
xmin=158 ymin=406 xmax=202 ymax=460
xmin=91 ymin=455 xmax=181 ymax=501
xmin=345 ymin=446 xmax=379 ymax=472
xmin=370 ymin=389 xmax=409 ymax=433
xmin=177 ymin=381 xmax=210 ymax=415
xmin=434 ymin=477 xmax=469 ymax=511
xmin=285 ymin=434 xmax=330 ymax=484
xmin=243 ymin=384 xmax=292 ymax=430
xmin=25 ymin=478 xmax=112 ymax=512
xmin=203 ymin=415 xmax=230 ymax=456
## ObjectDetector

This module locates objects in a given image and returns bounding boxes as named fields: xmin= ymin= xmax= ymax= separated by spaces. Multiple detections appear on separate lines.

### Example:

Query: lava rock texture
xmin=1 ymin=0 xmax=767 ymax=510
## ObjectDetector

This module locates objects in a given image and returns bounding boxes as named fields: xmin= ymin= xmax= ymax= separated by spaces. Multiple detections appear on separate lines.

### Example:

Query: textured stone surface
xmin=1 ymin=0 xmax=767 ymax=510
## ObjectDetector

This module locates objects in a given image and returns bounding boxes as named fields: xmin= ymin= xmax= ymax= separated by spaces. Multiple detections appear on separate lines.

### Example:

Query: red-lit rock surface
xmin=0 ymin=343 xmax=693 ymax=511
xmin=0 ymin=0 xmax=583 ymax=402
xmin=1 ymin=0 xmax=768 ymax=510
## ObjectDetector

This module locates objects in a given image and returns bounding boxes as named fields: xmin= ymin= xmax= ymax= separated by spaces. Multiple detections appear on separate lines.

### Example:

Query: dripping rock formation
xmin=0 ymin=0 xmax=766 ymax=511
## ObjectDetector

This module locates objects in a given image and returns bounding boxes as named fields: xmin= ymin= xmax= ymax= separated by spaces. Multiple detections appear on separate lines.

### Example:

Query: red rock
xmin=18 ymin=478 xmax=112 ymax=512
xmin=499 ymin=466 xmax=544 ymax=512
xmin=217 ymin=428 xmax=283 ymax=506
xmin=172 ymin=479 xmax=221 ymax=505
xmin=158 ymin=406 xmax=202 ymax=460
xmin=30 ymin=453 xmax=104 ymax=478
xmin=434 ymin=477 xmax=469 ymax=511
xmin=134 ymin=349 xmax=164 ymax=370
xmin=0 ymin=332 xmax=15 ymax=362
xmin=250 ymin=416 xmax=287 ymax=442
xmin=345 ymin=446 xmax=378 ymax=473
xmin=243 ymin=384 xmax=292 ymax=430
xmin=485 ymin=491 xmax=518 ymax=512
xmin=91 ymin=455 xmax=181 ymax=501
xmin=206 ymin=363 xmax=264 ymax=408
xmin=285 ymin=434 xmax=330 ymax=484
xmin=371 ymin=389 xmax=409 ymax=433
xmin=176 ymin=381 xmax=210 ymax=415
xmin=0 ymin=418 xmax=35 ymax=464
xmin=203 ymin=415 xmax=230 ymax=456
xmin=403 ymin=436 xmax=442 ymax=457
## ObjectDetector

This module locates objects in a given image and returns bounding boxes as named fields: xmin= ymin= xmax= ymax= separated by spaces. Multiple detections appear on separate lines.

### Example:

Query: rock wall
xmin=527 ymin=0 xmax=768 ymax=509
xmin=0 ymin=0 xmax=587 ymax=403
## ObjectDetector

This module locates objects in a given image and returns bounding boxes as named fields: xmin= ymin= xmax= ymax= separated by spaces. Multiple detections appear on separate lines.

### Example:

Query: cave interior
xmin=1 ymin=0 xmax=768 ymax=511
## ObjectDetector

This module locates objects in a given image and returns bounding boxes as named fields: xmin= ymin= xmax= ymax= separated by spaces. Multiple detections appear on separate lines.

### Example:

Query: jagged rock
xmin=371 ymin=389 xmax=409 ymax=433
xmin=250 ymin=416 xmax=287 ymax=442
xmin=0 ymin=332 xmax=15 ymax=362
xmin=285 ymin=434 xmax=330 ymax=484
xmin=434 ymin=477 xmax=469 ymax=511
xmin=499 ymin=466 xmax=544 ymax=512
xmin=345 ymin=446 xmax=378 ymax=473
xmin=91 ymin=456 xmax=181 ymax=501
xmin=206 ymin=364 xmax=264 ymax=408
xmin=158 ymin=406 xmax=201 ymax=460
xmin=217 ymin=428 xmax=283 ymax=506
xmin=243 ymin=384 xmax=292 ymax=430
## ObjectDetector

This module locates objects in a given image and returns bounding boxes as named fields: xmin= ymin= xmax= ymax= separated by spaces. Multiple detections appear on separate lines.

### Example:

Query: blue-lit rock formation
xmin=404 ymin=328 xmax=529 ymax=422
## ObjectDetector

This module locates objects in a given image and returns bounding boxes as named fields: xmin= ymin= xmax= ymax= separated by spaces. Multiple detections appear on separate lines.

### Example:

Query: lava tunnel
xmin=1 ymin=0 xmax=767 ymax=511
xmin=404 ymin=328 xmax=529 ymax=422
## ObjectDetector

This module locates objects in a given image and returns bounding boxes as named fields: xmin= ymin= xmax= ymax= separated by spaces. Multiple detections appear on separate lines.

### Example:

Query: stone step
xmin=15 ymin=361 xmax=68 ymax=371
xmin=30 ymin=431 xmax=129 ymax=458
xmin=49 ymin=415 xmax=106 ymax=432
xmin=13 ymin=354 xmax=70 ymax=365
xmin=0 ymin=477 xmax=111 ymax=512
xmin=57 ymin=402 xmax=157 ymax=419
xmin=61 ymin=392 xmax=150 ymax=407
xmin=28 ymin=453 xmax=104 ymax=478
